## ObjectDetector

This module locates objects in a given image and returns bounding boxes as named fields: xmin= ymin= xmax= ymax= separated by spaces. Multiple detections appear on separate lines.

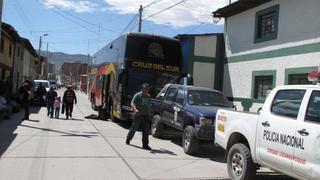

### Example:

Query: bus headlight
xmin=199 ymin=117 xmax=213 ymax=126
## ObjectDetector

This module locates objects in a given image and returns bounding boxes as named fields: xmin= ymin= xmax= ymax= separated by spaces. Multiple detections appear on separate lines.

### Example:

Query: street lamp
xmin=38 ymin=33 xmax=48 ymax=79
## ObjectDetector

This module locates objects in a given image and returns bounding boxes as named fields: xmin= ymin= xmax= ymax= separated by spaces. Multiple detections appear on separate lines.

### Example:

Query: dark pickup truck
xmin=151 ymin=84 xmax=232 ymax=155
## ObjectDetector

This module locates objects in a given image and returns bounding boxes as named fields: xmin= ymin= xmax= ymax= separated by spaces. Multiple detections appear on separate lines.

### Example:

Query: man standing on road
xmin=46 ymin=87 xmax=57 ymax=118
xmin=20 ymin=82 xmax=31 ymax=120
xmin=126 ymin=83 xmax=152 ymax=150
xmin=63 ymin=85 xmax=77 ymax=119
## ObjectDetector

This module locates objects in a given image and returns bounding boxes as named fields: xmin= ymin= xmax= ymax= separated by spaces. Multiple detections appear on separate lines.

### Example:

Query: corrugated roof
xmin=212 ymin=0 xmax=271 ymax=18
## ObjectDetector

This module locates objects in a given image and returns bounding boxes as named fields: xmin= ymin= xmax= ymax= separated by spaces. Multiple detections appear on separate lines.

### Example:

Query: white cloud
xmin=103 ymin=0 xmax=230 ymax=27
xmin=42 ymin=0 xmax=99 ymax=13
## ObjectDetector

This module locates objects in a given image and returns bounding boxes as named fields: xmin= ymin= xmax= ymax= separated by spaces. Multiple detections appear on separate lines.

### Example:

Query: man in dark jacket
xmin=36 ymin=83 xmax=46 ymax=105
xmin=46 ymin=87 xmax=57 ymax=118
xmin=63 ymin=85 xmax=77 ymax=119
xmin=20 ymin=82 xmax=31 ymax=120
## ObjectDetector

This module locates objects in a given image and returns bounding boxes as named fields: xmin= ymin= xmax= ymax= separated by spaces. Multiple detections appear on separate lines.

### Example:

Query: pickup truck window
xmin=165 ymin=87 xmax=177 ymax=102
xmin=187 ymin=90 xmax=230 ymax=107
xmin=305 ymin=91 xmax=320 ymax=124
xmin=271 ymin=90 xmax=305 ymax=118
xmin=175 ymin=89 xmax=185 ymax=105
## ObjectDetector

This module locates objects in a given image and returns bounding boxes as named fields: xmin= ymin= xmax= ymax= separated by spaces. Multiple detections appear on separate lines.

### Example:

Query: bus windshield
xmin=126 ymin=69 xmax=180 ymax=97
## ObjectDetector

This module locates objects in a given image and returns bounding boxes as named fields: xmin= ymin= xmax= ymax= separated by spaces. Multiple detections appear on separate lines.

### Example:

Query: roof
xmin=213 ymin=0 xmax=271 ymax=18
xmin=2 ymin=22 xmax=21 ymax=42
xmin=126 ymin=32 xmax=179 ymax=42
xmin=174 ymin=33 xmax=223 ymax=39
xmin=21 ymin=37 xmax=38 ymax=57
xmin=169 ymin=84 xmax=222 ymax=93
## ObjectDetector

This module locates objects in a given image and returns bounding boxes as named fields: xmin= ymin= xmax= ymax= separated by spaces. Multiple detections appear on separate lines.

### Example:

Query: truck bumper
xmin=194 ymin=125 xmax=214 ymax=141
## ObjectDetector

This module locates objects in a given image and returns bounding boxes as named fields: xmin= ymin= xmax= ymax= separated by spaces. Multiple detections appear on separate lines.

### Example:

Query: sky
xmin=3 ymin=0 xmax=234 ymax=56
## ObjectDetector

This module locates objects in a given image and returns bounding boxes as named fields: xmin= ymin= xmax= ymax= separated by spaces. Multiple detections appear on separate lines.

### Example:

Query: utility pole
xmin=138 ymin=5 xmax=143 ymax=32
xmin=46 ymin=42 xmax=49 ymax=79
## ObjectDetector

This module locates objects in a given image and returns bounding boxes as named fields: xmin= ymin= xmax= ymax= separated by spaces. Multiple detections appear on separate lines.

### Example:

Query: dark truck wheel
xmin=227 ymin=143 xmax=256 ymax=180
xmin=183 ymin=126 xmax=199 ymax=155
xmin=151 ymin=115 xmax=164 ymax=138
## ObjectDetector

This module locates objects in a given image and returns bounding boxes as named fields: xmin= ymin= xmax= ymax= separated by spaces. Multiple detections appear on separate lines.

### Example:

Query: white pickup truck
xmin=215 ymin=85 xmax=320 ymax=180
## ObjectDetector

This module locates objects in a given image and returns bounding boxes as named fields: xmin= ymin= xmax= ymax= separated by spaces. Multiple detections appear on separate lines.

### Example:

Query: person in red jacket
xmin=62 ymin=85 xmax=77 ymax=119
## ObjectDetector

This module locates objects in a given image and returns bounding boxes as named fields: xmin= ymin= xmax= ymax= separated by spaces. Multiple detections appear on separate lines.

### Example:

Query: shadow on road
xmin=18 ymin=124 xmax=98 ymax=138
xmin=0 ymin=106 xmax=41 ymax=157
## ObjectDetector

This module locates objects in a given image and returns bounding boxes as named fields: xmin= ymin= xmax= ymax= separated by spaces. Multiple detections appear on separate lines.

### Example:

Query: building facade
xmin=175 ymin=33 xmax=225 ymax=90
xmin=21 ymin=38 xmax=38 ymax=81
xmin=61 ymin=61 xmax=87 ymax=85
xmin=214 ymin=0 xmax=320 ymax=111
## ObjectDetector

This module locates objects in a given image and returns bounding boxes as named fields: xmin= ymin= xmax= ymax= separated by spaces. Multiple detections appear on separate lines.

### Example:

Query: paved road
xmin=0 ymin=90 xmax=293 ymax=180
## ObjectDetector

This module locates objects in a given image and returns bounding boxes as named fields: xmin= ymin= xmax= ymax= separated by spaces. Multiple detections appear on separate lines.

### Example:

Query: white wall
xmin=226 ymin=0 xmax=320 ymax=56
xmin=194 ymin=36 xmax=217 ymax=58
xmin=223 ymin=52 xmax=320 ymax=98
xmin=193 ymin=62 xmax=215 ymax=88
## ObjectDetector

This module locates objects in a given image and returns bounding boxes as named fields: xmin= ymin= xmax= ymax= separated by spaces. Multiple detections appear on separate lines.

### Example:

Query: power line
xmin=120 ymin=13 xmax=138 ymax=34
xmin=143 ymin=0 xmax=186 ymax=20
xmin=51 ymin=9 xmax=112 ymax=40
xmin=61 ymin=10 xmax=120 ymax=34
xmin=144 ymin=0 xmax=164 ymax=9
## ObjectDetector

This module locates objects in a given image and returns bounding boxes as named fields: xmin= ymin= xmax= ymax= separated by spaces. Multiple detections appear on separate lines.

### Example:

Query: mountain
xmin=40 ymin=51 xmax=92 ymax=70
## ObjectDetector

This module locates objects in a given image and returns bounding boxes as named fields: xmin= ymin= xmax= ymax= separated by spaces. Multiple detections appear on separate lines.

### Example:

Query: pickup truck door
xmin=258 ymin=90 xmax=305 ymax=173
xmin=293 ymin=90 xmax=320 ymax=179
xmin=172 ymin=89 xmax=186 ymax=129
xmin=161 ymin=87 xmax=177 ymax=124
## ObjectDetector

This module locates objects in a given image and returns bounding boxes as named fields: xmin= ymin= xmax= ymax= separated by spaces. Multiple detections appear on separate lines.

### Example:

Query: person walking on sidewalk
xmin=46 ymin=87 xmax=57 ymax=118
xmin=63 ymin=85 xmax=77 ymax=119
xmin=20 ymin=82 xmax=31 ymax=120
xmin=54 ymin=96 xmax=61 ymax=119
xmin=126 ymin=83 xmax=152 ymax=150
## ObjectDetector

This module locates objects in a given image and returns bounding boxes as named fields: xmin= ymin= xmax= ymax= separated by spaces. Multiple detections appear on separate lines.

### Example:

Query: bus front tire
xmin=98 ymin=107 xmax=107 ymax=120
xmin=110 ymin=105 xmax=116 ymax=122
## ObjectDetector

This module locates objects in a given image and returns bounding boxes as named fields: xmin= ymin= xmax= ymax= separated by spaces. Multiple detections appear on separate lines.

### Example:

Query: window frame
xmin=164 ymin=87 xmax=177 ymax=102
xmin=305 ymin=90 xmax=320 ymax=125
xmin=284 ymin=66 xmax=317 ymax=85
xmin=254 ymin=4 xmax=280 ymax=43
xmin=174 ymin=89 xmax=185 ymax=105
xmin=251 ymin=70 xmax=276 ymax=100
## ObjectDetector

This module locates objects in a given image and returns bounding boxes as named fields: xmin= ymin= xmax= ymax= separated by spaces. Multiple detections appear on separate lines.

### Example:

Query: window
xmin=175 ymin=89 xmax=185 ymax=105
xmin=288 ymin=74 xmax=312 ymax=85
xmin=187 ymin=90 xmax=230 ymax=107
xmin=253 ymin=75 xmax=273 ymax=99
xmin=1 ymin=69 xmax=5 ymax=81
xmin=305 ymin=91 xmax=320 ymax=124
xmin=271 ymin=90 xmax=305 ymax=118
xmin=9 ymin=45 xmax=13 ymax=58
xmin=254 ymin=5 xmax=279 ymax=43
xmin=164 ymin=87 xmax=177 ymax=102
xmin=17 ymin=47 xmax=20 ymax=57
xmin=0 ymin=39 xmax=4 ymax=52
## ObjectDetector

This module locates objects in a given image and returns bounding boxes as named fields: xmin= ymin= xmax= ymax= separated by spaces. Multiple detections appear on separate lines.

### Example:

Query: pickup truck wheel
xmin=151 ymin=115 xmax=164 ymax=138
xmin=227 ymin=143 xmax=256 ymax=180
xmin=183 ymin=126 xmax=199 ymax=155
